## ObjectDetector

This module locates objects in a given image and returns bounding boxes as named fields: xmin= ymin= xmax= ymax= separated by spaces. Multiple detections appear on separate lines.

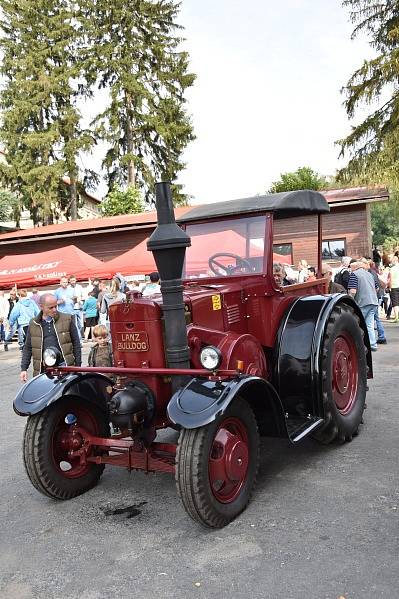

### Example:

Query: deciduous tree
xmin=269 ymin=167 xmax=327 ymax=193
xmin=101 ymin=186 xmax=144 ymax=216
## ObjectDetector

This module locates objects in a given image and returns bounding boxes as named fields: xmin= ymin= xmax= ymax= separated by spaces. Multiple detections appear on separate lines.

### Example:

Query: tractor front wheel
xmin=176 ymin=398 xmax=259 ymax=528
xmin=23 ymin=398 xmax=109 ymax=500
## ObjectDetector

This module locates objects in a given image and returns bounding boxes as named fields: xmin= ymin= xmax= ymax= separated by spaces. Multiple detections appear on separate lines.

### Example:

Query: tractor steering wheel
xmin=208 ymin=252 xmax=252 ymax=276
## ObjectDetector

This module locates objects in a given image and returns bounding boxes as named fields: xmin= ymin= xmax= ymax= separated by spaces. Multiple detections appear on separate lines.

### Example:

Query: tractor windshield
xmin=183 ymin=215 xmax=266 ymax=278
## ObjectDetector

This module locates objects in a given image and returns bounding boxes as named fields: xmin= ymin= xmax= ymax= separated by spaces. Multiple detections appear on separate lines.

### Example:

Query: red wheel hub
xmin=208 ymin=417 xmax=249 ymax=503
xmin=52 ymin=407 xmax=100 ymax=478
xmin=332 ymin=333 xmax=358 ymax=415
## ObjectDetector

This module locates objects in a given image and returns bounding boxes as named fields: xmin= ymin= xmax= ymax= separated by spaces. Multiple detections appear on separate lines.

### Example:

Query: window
xmin=322 ymin=239 xmax=346 ymax=260
xmin=184 ymin=215 xmax=266 ymax=278
xmin=273 ymin=243 xmax=293 ymax=265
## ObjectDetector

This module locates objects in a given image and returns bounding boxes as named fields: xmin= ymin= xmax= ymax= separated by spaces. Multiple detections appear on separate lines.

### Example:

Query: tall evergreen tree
xmin=338 ymin=1 xmax=399 ymax=185
xmin=84 ymin=0 xmax=195 ymax=205
xmin=0 ymin=0 xmax=96 ymax=223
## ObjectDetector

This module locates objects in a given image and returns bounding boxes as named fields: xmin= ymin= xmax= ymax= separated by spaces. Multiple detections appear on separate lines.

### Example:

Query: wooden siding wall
xmin=0 ymin=229 xmax=151 ymax=262
xmin=0 ymin=205 xmax=371 ymax=268
xmin=273 ymin=205 xmax=370 ymax=266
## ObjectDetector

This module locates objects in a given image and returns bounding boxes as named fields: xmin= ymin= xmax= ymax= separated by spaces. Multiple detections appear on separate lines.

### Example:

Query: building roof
xmin=322 ymin=186 xmax=389 ymax=206
xmin=0 ymin=205 xmax=193 ymax=244
xmin=0 ymin=186 xmax=388 ymax=246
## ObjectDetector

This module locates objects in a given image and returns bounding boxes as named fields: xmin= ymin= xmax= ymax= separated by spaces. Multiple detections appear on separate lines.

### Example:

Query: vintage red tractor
xmin=14 ymin=182 xmax=371 ymax=528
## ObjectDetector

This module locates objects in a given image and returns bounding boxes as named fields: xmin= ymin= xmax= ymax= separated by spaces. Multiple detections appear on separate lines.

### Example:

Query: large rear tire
xmin=176 ymin=398 xmax=259 ymax=528
xmin=313 ymin=303 xmax=367 ymax=444
xmin=23 ymin=398 xmax=109 ymax=500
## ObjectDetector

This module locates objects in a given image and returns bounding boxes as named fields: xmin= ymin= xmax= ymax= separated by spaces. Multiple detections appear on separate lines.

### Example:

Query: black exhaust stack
xmin=147 ymin=182 xmax=191 ymax=390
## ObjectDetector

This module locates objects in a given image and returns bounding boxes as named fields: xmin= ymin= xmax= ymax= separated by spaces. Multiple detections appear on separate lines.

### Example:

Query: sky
xmin=176 ymin=0 xmax=372 ymax=204
xmin=85 ymin=0 xmax=373 ymax=205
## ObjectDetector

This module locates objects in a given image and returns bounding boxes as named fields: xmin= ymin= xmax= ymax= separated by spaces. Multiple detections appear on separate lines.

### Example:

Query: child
xmin=87 ymin=324 xmax=113 ymax=368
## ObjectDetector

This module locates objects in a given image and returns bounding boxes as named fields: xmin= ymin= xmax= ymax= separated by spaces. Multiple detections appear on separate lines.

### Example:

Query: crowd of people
xmin=0 ymin=271 xmax=161 ymax=353
xmin=8 ymin=271 xmax=161 ymax=382
xmin=272 ymin=259 xmax=319 ymax=286
xmin=1 ymin=252 xmax=396 ymax=380
xmin=273 ymin=250 xmax=399 ymax=352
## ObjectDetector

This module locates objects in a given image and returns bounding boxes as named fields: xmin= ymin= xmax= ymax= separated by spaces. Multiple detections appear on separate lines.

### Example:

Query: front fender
xmin=167 ymin=375 xmax=288 ymax=437
xmin=13 ymin=372 xmax=114 ymax=416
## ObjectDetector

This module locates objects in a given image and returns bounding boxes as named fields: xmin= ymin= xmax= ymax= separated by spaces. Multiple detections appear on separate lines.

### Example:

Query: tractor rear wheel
xmin=176 ymin=398 xmax=259 ymax=528
xmin=313 ymin=303 xmax=367 ymax=444
xmin=23 ymin=398 xmax=109 ymax=499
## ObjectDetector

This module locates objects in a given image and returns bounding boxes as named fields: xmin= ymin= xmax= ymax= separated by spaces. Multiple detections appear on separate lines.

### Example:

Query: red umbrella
xmin=0 ymin=245 xmax=104 ymax=289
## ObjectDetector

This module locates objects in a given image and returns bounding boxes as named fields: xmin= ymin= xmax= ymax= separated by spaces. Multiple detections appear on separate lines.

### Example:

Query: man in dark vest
xmin=20 ymin=292 xmax=81 ymax=382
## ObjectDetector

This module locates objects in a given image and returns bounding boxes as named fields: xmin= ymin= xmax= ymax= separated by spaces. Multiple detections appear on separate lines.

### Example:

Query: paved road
xmin=0 ymin=326 xmax=398 ymax=599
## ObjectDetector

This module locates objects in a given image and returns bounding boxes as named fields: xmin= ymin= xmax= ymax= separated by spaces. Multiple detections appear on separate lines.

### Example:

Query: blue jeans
xmin=73 ymin=311 xmax=83 ymax=343
xmin=5 ymin=322 xmax=25 ymax=347
xmin=360 ymin=304 xmax=377 ymax=348
xmin=374 ymin=305 xmax=386 ymax=341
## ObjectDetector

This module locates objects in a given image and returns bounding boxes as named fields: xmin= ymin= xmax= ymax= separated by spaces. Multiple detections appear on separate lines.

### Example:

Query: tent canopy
xmin=93 ymin=231 xmax=292 ymax=280
xmin=94 ymin=239 xmax=157 ymax=279
xmin=0 ymin=245 xmax=104 ymax=289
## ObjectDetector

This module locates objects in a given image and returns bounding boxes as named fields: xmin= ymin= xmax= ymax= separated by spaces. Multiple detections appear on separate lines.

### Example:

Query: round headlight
xmin=199 ymin=346 xmax=222 ymax=371
xmin=43 ymin=347 xmax=58 ymax=367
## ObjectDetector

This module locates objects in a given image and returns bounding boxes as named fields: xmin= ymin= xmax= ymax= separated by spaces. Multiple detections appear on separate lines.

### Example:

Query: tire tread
xmin=176 ymin=399 xmax=259 ymax=528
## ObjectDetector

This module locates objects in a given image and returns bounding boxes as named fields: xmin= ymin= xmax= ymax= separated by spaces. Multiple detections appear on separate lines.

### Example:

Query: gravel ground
xmin=0 ymin=325 xmax=398 ymax=599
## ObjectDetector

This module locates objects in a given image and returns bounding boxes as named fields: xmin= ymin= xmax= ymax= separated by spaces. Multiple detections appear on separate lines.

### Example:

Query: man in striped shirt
xmin=348 ymin=259 xmax=379 ymax=352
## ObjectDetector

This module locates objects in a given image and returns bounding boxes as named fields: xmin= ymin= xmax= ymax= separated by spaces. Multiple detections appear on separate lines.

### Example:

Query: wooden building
xmin=0 ymin=187 xmax=389 ymax=270
xmin=274 ymin=186 xmax=389 ymax=267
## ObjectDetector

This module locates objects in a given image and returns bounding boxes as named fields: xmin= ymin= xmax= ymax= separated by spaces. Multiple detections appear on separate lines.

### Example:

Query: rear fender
xmin=13 ymin=372 xmax=113 ymax=416
xmin=275 ymin=293 xmax=371 ymax=422
xmin=167 ymin=375 xmax=288 ymax=437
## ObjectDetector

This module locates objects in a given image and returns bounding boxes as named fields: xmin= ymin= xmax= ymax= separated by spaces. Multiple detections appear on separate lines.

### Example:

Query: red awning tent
xmin=95 ymin=232 xmax=266 ymax=279
xmin=93 ymin=239 xmax=157 ymax=279
xmin=0 ymin=245 xmax=104 ymax=289
xmin=84 ymin=233 xmax=292 ymax=282
xmin=272 ymin=252 xmax=291 ymax=264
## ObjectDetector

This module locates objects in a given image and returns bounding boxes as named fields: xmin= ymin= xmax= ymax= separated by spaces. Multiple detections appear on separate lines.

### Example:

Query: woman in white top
xmin=297 ymin=259 xmax=309 ymax=283
xmin=100 ymin=278 xmax=126 ymax=330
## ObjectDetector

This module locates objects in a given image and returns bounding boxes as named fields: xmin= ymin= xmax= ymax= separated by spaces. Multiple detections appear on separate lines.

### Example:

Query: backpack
xmin=334 ymin=268 xmax=348 ymax=287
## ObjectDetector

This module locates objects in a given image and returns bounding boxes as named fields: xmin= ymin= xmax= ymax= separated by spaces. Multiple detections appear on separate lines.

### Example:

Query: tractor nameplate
xmin=212 ymin=294 xmax=222 ymax=310
xmin=115 ymin=332 xmax=149 ymax=352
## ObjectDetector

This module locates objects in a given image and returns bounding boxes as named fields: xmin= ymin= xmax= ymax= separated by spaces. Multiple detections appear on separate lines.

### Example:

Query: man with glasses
xmin=20 ymin=293 xmax=81 ymax=382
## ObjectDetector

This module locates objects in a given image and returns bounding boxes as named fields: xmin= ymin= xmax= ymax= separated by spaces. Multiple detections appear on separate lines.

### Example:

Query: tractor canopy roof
xmin=177 ymin=190 xmax=330 ymax=223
